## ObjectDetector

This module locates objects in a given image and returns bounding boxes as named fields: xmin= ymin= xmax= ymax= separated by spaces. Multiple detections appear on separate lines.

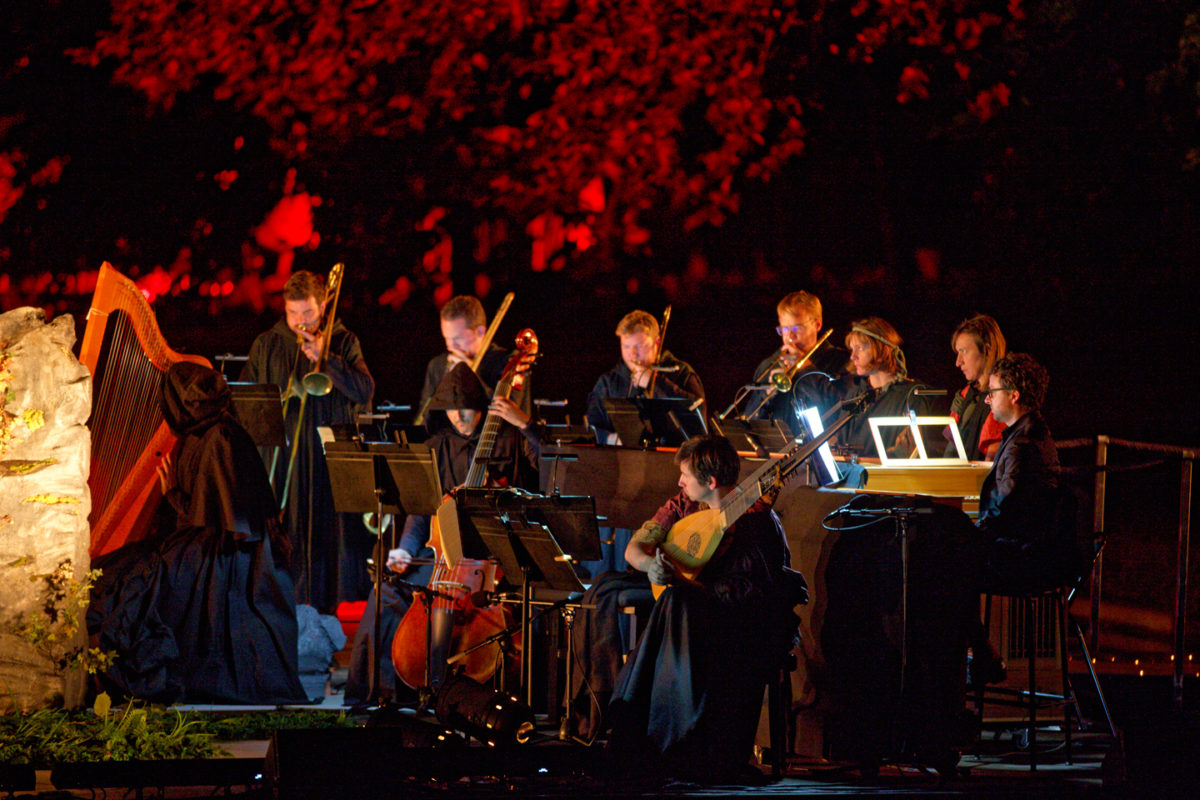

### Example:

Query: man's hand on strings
xmin=489 ymin=397 xmax=530 ymax=429
xmin=646 ymin=550 xmax=675 ymax=586
xmin=387 ymin=547 xmax=414 ymax=573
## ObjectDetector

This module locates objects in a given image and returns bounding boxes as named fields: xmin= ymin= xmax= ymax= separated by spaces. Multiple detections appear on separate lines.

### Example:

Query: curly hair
xmin=991 ymin=353 xmax=1050 ymax=411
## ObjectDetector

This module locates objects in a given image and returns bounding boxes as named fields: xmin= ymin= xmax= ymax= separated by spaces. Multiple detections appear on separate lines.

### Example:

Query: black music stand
xmin=450 ymin=488 xmax=590 ymax=707
xmin=323 ymin=440 xmax=442 ymax=708
xmin=602 ymin=396 xmax=706 ymax=447
xmin=228 ymin=382 xmax=286 ymax=449
xmin=711 ymin=417 xmax=793 ymax=456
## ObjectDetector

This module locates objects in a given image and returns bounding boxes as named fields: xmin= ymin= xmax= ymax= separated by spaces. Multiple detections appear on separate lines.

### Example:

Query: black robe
xmin=584 ymin=350 xmax=706 ymax=445
xmin=607 ymin=509 xmax=803 ymax=780
xmin=88 ymin=362 xmax=308 ymax=705
xmin=240 ymin=317 xmax=375 ymax=612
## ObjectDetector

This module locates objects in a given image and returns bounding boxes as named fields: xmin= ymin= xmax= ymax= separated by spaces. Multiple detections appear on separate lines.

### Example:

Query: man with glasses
xmin=978 ymin=352 xmax=1072 ymax=585
xmin=967 ymin=352 xmax=1076 ymax=686
xmin=742 ymin=290 xmax=850 ymax=432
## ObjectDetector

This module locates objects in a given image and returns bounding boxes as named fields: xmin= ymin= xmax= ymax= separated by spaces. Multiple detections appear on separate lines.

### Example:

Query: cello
xmin=390 ymin=330 xmax=539 ymax=695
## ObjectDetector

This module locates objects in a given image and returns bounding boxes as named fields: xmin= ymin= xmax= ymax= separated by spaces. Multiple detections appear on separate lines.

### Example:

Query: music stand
xmin=452 ymin=488 xmax=589 ymax=707
xmin=323 ymin=440 xmax=442 ymax=708
xmin=602 ymin=396 xmax=706 ymax=447
xmin=711 ymin=417 xmax=793 ymax=456
xmin=228 ymin=382 xmax=286 ymax=448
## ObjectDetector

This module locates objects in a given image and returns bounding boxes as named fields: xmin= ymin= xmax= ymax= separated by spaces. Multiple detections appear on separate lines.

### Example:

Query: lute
xmin=651 ymin=399 xmax=866 ymax=599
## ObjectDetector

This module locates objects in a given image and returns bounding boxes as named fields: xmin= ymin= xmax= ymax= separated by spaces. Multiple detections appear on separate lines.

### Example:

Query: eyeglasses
xmin=983 ymin=387 xmax=1013 ymax=396
xmin=776 ymin=323 xmax=815 ymax=336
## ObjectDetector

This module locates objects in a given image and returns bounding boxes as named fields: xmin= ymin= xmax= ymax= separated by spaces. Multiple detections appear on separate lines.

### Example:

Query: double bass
xmin=390 ymin=330 xmax=539 ymax=695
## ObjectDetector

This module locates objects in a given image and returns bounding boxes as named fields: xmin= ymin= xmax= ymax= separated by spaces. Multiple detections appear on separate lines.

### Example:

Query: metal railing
xmin=1057 ymin=435 xmax=1197 ymax=706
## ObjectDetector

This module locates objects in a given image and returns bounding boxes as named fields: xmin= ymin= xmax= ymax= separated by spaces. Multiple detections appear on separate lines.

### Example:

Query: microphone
xmin=910 ymin=388 xmax=947 ymax=396
xmin=646 ymin=364 xmax=681 ymax=372
xmin=469 ymin=589 xmax=504 ymax=607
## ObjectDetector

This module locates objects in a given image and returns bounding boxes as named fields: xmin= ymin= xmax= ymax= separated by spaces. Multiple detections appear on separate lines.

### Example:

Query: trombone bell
xmin=302 ymin=370 xmax=333 ymax=396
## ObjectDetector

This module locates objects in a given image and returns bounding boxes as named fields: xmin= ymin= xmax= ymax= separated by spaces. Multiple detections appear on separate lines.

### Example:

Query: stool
xmin=766 ymin=651 xmax=798 ymax=777
xmin=973 ymin=585 xmax=1074 ymax=769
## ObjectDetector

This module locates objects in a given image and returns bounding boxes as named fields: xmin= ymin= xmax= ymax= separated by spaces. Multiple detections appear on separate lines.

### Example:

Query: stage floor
xmin=16 ymin=707 xmax=1128 ymax=799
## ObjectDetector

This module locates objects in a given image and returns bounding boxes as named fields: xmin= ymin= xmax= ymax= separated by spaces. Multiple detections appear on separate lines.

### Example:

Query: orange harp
xmin=79 ymin=261 xmax=210 ymax=557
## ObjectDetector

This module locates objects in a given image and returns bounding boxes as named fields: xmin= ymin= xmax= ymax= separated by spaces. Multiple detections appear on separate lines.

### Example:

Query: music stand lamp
xmin=322 ymin=440 xmax=441 ymax=709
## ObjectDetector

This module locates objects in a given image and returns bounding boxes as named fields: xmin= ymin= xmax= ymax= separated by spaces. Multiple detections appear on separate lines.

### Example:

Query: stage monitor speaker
xmin=265 ymin=721 xmax=462 ymax=799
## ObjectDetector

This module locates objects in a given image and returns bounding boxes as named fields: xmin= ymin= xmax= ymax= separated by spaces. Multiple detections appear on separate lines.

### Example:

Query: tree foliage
xmin=78 ymin=0 xmax=1027 ymax=256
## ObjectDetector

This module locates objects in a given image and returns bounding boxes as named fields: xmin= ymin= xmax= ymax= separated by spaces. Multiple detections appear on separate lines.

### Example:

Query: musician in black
xmin=742 ymin=290 xmax=849 ymax=431
xmin=606 ymin=435 xmax=806 ymax=782
xmin=88 ymin=362 xmax=308 ymax=705
xmin=584 ymin=309 xmax=706 ymax=447
xmin=241 ymin=270 xmax=375 ymax=613
xmin=418 ymin=295 xmax=510 ymax=405
xmin=945 ymin=314 xmax=1007 ymax=460
xmin=831 ymin=316 xmax=934 ymax=459
xmin=344 ymin=362 xmax=543 ymax=705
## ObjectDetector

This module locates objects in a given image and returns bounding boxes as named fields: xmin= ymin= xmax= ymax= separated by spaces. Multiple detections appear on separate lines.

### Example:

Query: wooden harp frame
xmin=80 ymin=262 xmax=210 ymax=557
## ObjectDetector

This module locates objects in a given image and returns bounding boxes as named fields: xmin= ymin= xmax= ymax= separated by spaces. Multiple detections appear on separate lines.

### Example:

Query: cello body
xmin=389 ymin=330 xmax=539 ymax=693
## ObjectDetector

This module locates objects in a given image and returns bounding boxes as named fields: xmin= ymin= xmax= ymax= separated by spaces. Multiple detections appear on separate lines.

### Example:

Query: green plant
xmin=9 ymin=558 xmax=116 ymax=675
xmin=0 ymin=694 xmax=357 ymax=766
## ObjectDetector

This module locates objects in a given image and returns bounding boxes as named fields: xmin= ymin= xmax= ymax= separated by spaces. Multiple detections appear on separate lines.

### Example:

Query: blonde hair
xmin=777 ymin=291 xmax=822 ymax=323
xmin=615 ymin=310 xmax=659 ymax=339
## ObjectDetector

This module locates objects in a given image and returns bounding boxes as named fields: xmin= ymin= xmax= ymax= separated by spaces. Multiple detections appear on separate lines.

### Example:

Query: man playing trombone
xmin=742 ymin=290 xmax=850 ymax=434
xmin=242 ymin=269 xmax=375 ymax=613
xmin=584 ymin=309 xmax=706 ymax=447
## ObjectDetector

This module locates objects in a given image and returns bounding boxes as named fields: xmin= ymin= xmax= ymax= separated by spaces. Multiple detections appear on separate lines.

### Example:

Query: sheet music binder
xmin=322 ymin=441 xmax=442 ymax=517
xmin=601 ymin=396 xmax=707 ymax=447
xmin=228 ymin=382 xmax=286 ymax=448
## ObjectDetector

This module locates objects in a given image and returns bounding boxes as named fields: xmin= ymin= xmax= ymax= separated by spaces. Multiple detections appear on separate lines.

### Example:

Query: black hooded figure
xmin=88 ymin=362 xmax=308 ymax=705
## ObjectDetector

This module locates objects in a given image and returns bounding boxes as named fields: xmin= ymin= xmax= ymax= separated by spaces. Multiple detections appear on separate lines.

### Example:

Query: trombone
xmin=412 ymin=291 xmax=514 ymax=425
xmin=743 ymin=329 xmax=833 ymax=420
xmin=277 ymin=263 xmax=344 ymax=509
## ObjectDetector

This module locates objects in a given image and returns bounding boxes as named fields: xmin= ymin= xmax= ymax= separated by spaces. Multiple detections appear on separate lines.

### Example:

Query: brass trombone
xmin=278 ymin=263 xmax=344 ymax=509
xmin=412 ymin=291 xmax=515 ymax=425
xmin=744 ymin=329 xmax=833 ymax=419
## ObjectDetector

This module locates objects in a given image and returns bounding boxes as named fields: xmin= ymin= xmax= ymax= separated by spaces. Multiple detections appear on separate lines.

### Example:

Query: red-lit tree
xmin=78 ymin=0 xmax=1026 ymax=277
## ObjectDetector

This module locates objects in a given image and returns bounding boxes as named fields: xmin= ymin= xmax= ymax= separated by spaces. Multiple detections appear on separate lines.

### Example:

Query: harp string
xmin=90 ymin=311 xmax=164 ymax=513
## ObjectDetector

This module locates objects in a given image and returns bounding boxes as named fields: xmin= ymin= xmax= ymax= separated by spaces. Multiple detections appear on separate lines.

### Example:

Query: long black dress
xmin=88 ymin=362 xmax=308 ymax=705
xmin=607 ymin=509 xmax=804 ymax=780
